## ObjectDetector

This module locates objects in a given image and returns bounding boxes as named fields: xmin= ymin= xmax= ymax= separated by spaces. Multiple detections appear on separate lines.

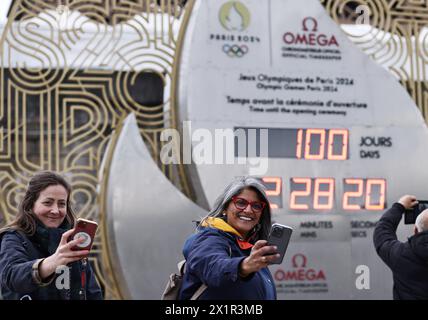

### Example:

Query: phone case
xmin=68 ymin=218 xmax=98 ymax=251
xmin=267 ymin=223 xmax=293 ymax=264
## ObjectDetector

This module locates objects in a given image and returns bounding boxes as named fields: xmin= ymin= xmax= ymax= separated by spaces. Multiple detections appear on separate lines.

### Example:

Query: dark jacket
xmin=179 ymin=218 xmax=276 ymax=300
xmin=373 ymin=203 xmax=428 ymax=300
xmin=0 ymin=230 xmax=102 ymax=300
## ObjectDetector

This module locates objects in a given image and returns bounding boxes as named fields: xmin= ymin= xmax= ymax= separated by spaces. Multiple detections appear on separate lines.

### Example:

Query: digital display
xmin=255 ymin=177 xmax=283 ymax=209
xmin=342 ymin=178 xmax=386 ymax=211
xmin=235 ymin=127 xmax=349 ymax=160
xmin=257 ymin=176 xmax=387 ymax=212
xmin=290 ymin=177 xmax=335 ymax=210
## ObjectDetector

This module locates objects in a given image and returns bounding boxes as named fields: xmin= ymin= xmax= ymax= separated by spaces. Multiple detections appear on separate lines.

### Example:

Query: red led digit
xmin=296 ymin=129 xmax=303 ymax=159
xmin=343 ymin=178 xmax=363 ymax=210
xmin=313 ymin=178 xmax=334 ymax=210
xmin=262 ymin=177 xmax=281 ymax=196
xmin=327 ymin=129 xmax=348 ymax=160
xmin=262 ymin=177 xmax=281 ymax=210
xmin=304 ymin=129 xmax=325 ymax=160
xmin=365 ymin=179 xmax=386 ymax=210
xmin=290 ymin=178 xmax=311 ymax=210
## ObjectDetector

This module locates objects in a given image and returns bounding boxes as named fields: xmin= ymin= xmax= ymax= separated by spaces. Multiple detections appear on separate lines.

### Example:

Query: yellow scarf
xmin=201 ymin=217 xmax=254 ymax=250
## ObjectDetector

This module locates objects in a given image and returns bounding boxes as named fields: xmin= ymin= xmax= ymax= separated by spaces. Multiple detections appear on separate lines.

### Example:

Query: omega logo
xmin=283 ymin=17 xmax=339 ymax=47
xmin=292 ymin=253 xmax=307 ymax=268
xmin=274 ymin=253 xmax=326 ymax=282
xmin=302 ymin=17 xmax=318 ymax=32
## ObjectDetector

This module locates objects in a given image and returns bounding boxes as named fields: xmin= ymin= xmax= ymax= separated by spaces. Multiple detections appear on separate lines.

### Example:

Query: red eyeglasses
xmin=231 ymin=196 xmax=266 ymax=213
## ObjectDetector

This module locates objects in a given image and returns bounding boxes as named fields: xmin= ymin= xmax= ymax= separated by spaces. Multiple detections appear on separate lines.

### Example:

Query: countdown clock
xmin=236 ymin=128 xmax=386 ymax=212
xmin=177 ymin=0 xmax=428 ymax=299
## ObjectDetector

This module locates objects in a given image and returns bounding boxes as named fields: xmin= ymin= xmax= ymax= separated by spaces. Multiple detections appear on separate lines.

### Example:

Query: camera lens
xmin=272 ymin=226 xmax=283 ymax=237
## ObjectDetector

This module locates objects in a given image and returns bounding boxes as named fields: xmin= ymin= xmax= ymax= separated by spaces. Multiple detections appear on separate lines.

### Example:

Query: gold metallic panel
xmin=1 ymin=0 xmax=427 ymax=299
xmin=321 ymin=0 xmax=428 ymax=121
xmin=0 ymin=0 xmax=192 ymax=299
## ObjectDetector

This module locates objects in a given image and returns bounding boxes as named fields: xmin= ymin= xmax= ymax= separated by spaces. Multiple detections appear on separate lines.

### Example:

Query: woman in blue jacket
xmin=179 ymin=176 xmax=280 ymax=300
xmin=0 ymin=171 xmax=102 ymax=300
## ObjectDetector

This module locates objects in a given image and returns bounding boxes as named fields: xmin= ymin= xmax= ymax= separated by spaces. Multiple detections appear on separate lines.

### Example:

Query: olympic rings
xmin=222 ymin=44 xmax=249 ymax=57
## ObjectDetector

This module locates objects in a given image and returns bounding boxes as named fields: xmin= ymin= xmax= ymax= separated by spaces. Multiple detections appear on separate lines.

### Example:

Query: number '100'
xmin=296 ymin=129 xmax=348 ymax=160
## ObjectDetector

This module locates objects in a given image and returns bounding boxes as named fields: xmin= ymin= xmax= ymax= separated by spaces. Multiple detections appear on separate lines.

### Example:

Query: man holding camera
xmin=373 ymin=195 xmax=428 ymax=300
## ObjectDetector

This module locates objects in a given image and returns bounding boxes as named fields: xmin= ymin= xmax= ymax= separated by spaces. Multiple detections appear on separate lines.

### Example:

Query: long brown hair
xmin=0 ymin=171 xmax=76 ymax=236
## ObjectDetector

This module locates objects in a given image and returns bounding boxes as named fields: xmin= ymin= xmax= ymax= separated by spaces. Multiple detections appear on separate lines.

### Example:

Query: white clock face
xmin=178 ymin=0 xmax=428 ymax=299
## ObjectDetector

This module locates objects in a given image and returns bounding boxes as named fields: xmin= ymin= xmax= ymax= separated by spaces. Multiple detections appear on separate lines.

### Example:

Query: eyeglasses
xmin=231 ymin=196 xmax=266 ymax=213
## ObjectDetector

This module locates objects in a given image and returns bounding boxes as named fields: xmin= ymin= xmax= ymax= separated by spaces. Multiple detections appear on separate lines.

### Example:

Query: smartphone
xmin=404 ymin=200 xmax=428 ymax=224
xmin=266 ymin=223 xmax=293 ymax=264
xmin=68 ymin=218 xmax=98 ymax=252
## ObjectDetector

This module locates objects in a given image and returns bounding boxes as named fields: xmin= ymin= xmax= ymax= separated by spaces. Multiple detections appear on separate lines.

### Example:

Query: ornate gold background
xmin=0 ymin=0 xmax=192 ymax=299
xmin=322 ymin=0 xmax=428 ymax=121
xmin=0 ymin=0 xmax=427 ymax=299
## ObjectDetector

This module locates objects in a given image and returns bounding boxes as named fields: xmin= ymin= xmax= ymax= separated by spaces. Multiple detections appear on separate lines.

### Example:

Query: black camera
xmin=272 ymin=226 xmax=284 ymax=238
xmin=404 ymin=200 xmax=428 ymax=224
xmin=267 ymin=223 xmax=293 ymax=264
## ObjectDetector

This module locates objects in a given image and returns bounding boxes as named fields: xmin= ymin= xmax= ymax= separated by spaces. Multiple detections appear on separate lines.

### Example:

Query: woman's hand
xmin=239 ymin=240 xmax=279 ymax=277
xmin=38 ymin=228 xmax=89 ymax=280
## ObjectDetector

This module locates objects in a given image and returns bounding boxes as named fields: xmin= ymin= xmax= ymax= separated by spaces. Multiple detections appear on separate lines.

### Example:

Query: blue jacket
xmin=179 ymin=218 xmax=276 ymax=300
xmin=373 ymin=203 xmax=428 ymax=300
xmin=0 ymin=230 xmax=102 ymax=300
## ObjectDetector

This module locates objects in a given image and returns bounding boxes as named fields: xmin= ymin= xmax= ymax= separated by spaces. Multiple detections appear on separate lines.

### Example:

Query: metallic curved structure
xmin=99 ymin=113 xmax=206 ymax=299
xmin=1 ymin=0 xmax=428 ymax=300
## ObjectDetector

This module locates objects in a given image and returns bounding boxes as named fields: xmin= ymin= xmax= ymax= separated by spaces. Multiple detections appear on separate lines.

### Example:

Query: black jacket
xmin=0 ymin=230 xmax=102 ymax=300
xmin=373 ymin=203 xmax=428 ymax=300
